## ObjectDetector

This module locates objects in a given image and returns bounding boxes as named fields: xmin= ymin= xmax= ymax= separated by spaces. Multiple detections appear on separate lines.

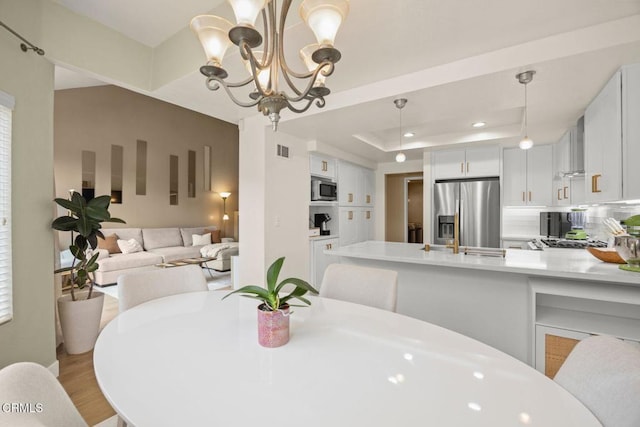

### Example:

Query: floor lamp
xmin=220 ymin=192 xmax=230 ymax=237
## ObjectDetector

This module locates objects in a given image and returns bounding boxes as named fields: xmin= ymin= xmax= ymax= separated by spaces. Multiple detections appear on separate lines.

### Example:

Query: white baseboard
xmin=48 ymin=360 xmax=59 ymax=377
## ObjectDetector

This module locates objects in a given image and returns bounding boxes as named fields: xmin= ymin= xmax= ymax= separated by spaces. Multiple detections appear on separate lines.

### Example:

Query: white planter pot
xmin=57 ymin=290 xmax=105 ymax=354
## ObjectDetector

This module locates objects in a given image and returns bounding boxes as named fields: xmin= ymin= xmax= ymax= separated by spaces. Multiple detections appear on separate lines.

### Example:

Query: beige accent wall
xmin=0 ymin=0 xmax=57 ymax=369
xmin=54 ymin=85 xmax=239 ymax=231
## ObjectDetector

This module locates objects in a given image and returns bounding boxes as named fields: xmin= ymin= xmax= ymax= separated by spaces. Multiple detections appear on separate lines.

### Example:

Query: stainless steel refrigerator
xmin=433 ymin=178 xmax=500 ymax=248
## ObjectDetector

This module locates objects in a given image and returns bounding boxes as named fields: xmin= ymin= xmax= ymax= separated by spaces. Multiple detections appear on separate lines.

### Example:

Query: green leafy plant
xmin=223 ymin=257 xmax=319 ymax=311
xmin=52 ymin=192 xmax=125 ymax=301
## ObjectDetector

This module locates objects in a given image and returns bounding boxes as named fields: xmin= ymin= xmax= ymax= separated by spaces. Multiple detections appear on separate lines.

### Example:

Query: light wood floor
xmin=57 ymin=293 xmax=119 ymax=426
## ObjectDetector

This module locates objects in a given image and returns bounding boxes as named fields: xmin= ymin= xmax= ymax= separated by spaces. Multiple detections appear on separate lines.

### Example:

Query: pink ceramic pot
xmin=257 ymin=303 xmax=290 ymax=347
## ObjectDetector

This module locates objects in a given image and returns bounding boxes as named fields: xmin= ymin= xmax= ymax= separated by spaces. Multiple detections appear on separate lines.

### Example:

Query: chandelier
xmin=190 ymin=0 xmax=350 ymax=131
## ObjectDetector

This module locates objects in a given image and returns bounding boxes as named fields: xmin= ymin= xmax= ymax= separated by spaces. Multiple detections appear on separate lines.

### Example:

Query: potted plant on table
xmin=223 ymin=257 xmax=319 ymax=347
xmin=52 ymin=192 xmax=125 ymax=354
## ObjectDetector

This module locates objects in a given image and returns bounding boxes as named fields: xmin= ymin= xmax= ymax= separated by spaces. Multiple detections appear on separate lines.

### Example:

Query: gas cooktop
xmin=540 ymin=238 xmax=608 ymax=249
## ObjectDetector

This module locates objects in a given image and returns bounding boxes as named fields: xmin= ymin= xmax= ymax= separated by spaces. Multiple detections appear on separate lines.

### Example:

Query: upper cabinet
xmin=310 ymin=154 xmax=336 ymax=180
xmin=432 ymin=146 xmax=500 ymax=180
xmin=623 ymin=64 xmax=640 ymax=201
xmin=338 ymin=161 xmax=374 ymax=206
xmin=584 ymin=63 xmax=640 ymax=203
xmin=503 ymin=145 xmax=553 ymax=206
xmin=552 ymin=127 xmax=586 ymax=207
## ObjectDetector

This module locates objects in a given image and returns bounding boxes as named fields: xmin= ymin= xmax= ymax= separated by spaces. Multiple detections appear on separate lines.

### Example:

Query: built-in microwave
xmin=311 ymin=179 xmax=337 ymax=201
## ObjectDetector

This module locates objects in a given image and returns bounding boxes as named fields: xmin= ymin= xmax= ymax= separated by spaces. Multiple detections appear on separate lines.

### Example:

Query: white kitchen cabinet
xmin=338 ymin=207 xmax=374 ymax=247
xmin=310 ymin=154 xmax=336 ymax=180
xmin=552 ymin=130 xmax=572 ymax=206
xmin=432 ymin=146 xmax=499 ymax=179
xmin=584 ymin=70 xmax=622 ymax=203
xmin=309 ymin=237 xmax=339 ymax=289
xmin=338 ymin=160 xmax=374 ymax=207
xmin=623 ymin=63 xmax=640 ymax=200
xmin=503 ymin=145 xmax=553 ymax=206
xmin=584 ymin=63 xmax=640 ymax=203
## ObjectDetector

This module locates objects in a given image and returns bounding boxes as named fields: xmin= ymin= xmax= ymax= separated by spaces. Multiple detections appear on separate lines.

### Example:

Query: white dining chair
xmin=554 ymin=335 xmax=640 ymax=427
xmin=117 ymin=265 xmax=208 ymax=312
xmin=320 ymin=263 xmax=398 ymax=312
xmin=0 ymin=361 xmax=88 ymax=427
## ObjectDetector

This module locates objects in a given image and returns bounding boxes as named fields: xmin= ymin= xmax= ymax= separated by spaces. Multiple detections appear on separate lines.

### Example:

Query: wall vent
xmin=276 ymin=144 xmax=289 ymax=158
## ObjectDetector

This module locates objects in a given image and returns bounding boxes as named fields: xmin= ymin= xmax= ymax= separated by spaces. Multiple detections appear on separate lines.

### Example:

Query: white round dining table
xmin=94 ymin=290 xmax=601 ymax=427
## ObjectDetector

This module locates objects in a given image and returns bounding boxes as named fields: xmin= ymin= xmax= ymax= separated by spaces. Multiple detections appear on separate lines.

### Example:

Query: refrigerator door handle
xmin=459 ymin=198 xmax=464 ymax=247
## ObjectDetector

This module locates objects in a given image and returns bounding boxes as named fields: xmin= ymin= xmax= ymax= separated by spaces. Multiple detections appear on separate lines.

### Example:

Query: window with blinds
xmin=0 ymin=91 xmax=14 ymax=325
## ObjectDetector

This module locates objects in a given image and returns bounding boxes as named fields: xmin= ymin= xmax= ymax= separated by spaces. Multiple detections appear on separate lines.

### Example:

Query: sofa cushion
xmin=97 ymin=252 xmax=163 ymax=273
xmin=142 ymin=228 xmax=183 ymax=250
xmin=205 ymin=228 xmax=222 ymax=243
xmin=118 ymin=238 xmax=143 ymax=254
xmin=192 ymin=233 xmax=211 ymax=246
xmin=98 ymin=233 xmax=120 ymax=254
xmin=180 ymin=226 xmax=216 ymax=247
xmin=103 ymin=228 xmax=143 ymax=247
xmin=147 ymin=246 xmax=203 ymax=262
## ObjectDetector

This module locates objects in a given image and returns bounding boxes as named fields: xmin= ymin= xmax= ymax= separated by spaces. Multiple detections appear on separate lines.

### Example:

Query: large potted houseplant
xmin=223 ymin=257 xmax=319 ymax=347
xmin=52 ymin=191 xmax=125 ymax=354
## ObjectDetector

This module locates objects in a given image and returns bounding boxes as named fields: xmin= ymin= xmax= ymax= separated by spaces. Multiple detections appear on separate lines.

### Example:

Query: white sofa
xmin=92 ymin=226 xmax=238 ymax=286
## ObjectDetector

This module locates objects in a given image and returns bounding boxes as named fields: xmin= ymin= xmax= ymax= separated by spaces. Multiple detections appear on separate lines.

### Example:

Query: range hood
xmin=563 ymin=116 xmax=585 ymax=177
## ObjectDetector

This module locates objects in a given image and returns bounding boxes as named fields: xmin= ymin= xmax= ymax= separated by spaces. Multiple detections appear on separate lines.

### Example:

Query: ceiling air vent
xmin=276 ymin=144 xmax=289 ymax=159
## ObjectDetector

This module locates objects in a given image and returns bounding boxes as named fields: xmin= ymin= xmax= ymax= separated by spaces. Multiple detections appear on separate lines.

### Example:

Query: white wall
xmin=0 ymin=0 xmax=57 ymax=368
xmin=238 ymin=118 xmax=310 ymax=286
xmin=265 ymin=132 xmax=310 ymax=281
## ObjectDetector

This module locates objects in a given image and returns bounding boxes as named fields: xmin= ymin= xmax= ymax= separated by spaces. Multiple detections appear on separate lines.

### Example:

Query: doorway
xmin=385 ymin=173 xmax=423 ymax=242
xmin=405 ymin=178 xmax=424 ymax=243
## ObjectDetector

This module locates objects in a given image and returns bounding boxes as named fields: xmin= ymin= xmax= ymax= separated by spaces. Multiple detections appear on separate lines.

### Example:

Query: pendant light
xmin=395 ymin=98 xmax=407 ymax=162
xmin=516 ymin=70 xmax=535 ymax=150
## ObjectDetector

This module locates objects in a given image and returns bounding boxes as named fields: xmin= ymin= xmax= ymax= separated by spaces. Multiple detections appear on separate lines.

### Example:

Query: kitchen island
xmin=326 ymin=241 xmax=640 ymax=370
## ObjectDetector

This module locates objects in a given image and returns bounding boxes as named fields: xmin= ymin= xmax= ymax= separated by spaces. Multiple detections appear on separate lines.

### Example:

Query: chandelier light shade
xmin=516 ymin=70 xmax=536 ymax=150
xmin=190 ymin=0 xmax=350 ymax=131
xmin=190 ymin=16 xmax=234 ymax=78
xmin=394 ymin=98 xmax=408 ymax=163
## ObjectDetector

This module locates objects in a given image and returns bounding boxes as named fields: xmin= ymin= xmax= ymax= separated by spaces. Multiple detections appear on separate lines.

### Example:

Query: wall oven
xmin=311 ymin=179 xmax=337 ymax=201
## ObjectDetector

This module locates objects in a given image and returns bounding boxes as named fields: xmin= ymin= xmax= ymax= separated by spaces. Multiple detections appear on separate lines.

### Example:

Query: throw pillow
xmin=117 ymin=238 xmax=143 ymax=254
xmin=205 ymin=228 xmax=221 ymax=243
xmin=192 ymin=233 xmax=212 ymax=246
xmin=98 ymin=233 xmax=120 ymax=254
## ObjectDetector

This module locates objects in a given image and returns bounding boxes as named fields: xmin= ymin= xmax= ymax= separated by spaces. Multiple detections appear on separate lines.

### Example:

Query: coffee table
xmin=155 ymin=257 xmax=217 ymax=277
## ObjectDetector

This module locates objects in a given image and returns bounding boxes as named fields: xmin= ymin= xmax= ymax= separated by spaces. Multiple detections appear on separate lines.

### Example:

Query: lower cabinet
xmin=532 ymin=278 xmax=640 ymax=379
xmin=535 ymin=325 xmax=589 ymax=379
xmin=309 ymin=237 xmax=339 ymax=290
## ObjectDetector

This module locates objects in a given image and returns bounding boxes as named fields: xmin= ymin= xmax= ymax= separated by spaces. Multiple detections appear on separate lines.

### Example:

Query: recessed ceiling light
xmin=472 ymin=122 xmax=486 ymax=128
xmin=403 ymin=131 xmax=415 ymax=137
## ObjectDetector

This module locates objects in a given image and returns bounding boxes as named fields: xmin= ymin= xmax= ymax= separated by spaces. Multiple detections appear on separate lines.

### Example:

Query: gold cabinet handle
xmin=592 ymin=174 xmax=602 ymax=193
xmin=557 ymin=189 xmax=562 ymax=201
xmin=466 ymin=162 xmax=469 ymax=173
xmin=460 ymin=162 xmax=464 ymax=173
xmin=522 ymin=191 xmax=525 ymax=202
xmin=348 ymin=193 xmax=354 ymax=203
xmin=563 ymin=186 xmax=568 ymax=199
xmin=366 ymin=211 xmax=371 ymax=219
xmin=321 ymin=160 xmax=327 ymax=172
xmin=528 ymin=191 xmax=532 ymax=202
xmin=348 ymin=211 xmax=353 ymax=220
xmin=366 ymin=195 xmax=371 ymax=204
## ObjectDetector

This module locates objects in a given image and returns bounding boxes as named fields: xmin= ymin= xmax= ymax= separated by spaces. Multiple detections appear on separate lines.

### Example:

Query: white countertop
xmin=94 ymin=291 xmax=600 ymax=427
xmin=326 ymin=241 xmax=640 ymax=286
